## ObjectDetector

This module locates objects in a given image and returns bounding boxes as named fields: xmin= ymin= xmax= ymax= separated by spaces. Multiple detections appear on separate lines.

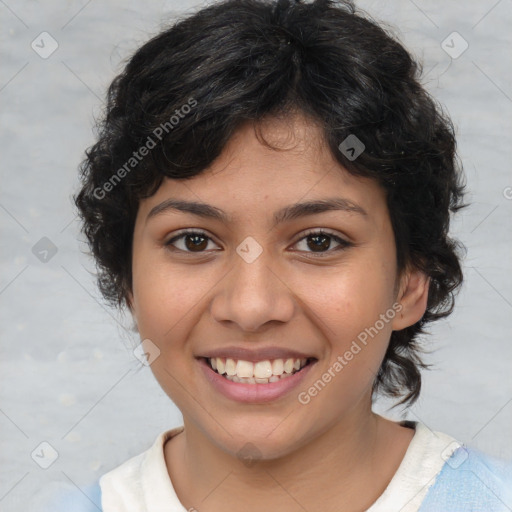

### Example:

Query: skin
xmin=127 ymin=113 xmax=430 ymax=512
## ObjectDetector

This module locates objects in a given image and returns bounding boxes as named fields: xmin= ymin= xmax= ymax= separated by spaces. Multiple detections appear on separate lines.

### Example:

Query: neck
xmin=165 ymin=400 xmax=410 ymax=512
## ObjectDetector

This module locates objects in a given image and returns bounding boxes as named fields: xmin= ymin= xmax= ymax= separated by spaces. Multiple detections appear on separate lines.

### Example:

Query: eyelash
xmin=164 ymin=228 xmax=352 ymax=257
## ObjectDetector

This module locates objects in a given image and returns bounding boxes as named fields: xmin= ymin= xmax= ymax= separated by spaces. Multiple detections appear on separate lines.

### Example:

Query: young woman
xmin=53 ymin=0 xmax=512 ymax=510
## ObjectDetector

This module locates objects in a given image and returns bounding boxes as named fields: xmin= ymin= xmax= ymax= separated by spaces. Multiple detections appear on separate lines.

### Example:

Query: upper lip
xmin=198 ymin=346 xmax=317 ymax=362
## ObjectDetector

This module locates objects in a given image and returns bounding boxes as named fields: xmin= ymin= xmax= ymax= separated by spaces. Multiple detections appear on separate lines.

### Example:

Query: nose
xmin=209 ymin=245 xmax=295 ymax=333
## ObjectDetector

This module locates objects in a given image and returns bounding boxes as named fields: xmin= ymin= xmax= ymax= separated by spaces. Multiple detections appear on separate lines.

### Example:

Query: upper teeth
xmin=209 ymin=357 xmax=307 ymax=379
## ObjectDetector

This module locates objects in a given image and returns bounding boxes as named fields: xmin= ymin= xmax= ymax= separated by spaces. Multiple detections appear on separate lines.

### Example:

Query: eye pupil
xmin=185 ymin=234 xmax=208 ymax=251
xmin=307 ymin=234 xmax=331 ymax=252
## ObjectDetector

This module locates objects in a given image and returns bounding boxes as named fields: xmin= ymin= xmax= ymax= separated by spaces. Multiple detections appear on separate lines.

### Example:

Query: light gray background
xmin=1 ymin=0 xmax=511 ymax=510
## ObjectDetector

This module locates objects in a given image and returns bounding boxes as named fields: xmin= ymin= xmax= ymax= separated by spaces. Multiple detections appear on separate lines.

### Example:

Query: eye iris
xmin=185 ymin=234 xmax=208 ymax=251
xmin=307 ymin=233 xmax=331 ymax=252
xmin=174 ymin=231 xmax=342 ymax=254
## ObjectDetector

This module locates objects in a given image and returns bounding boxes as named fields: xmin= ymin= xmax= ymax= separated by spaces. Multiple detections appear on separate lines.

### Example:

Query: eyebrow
xmin=146 ymin=197 xmax=368 ymax=227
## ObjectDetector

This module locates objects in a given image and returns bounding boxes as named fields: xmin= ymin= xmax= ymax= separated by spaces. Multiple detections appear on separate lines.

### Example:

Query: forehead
xmin=137 ymin=114 xmax=388 ymax=227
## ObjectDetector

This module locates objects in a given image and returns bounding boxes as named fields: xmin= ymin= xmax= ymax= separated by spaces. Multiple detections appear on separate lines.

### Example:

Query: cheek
xmin=306 ymin=257 xmax=396 ymax=380
xmin=132 ymin=252 xmax=201 ymax=340
xmin=312 ymin=260 xmax=394 ymax=329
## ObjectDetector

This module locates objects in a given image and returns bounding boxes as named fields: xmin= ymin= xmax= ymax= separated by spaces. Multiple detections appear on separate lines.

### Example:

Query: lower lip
xmin=198 ymin=358 xmax=316 ymax=404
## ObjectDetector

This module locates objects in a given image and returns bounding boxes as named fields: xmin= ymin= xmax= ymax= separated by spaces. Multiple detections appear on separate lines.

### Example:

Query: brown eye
xmin=165 ymin=230 xmax=216 ymax=253
xmin=294 ymin=230 xmax=352 ymax=256
xmin=165 ymin=229 xmax=352 ymax=256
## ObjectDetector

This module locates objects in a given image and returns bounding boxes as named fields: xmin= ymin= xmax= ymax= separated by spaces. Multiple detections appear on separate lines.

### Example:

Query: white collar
xmin=367 ymin=421 xmax=461 ymax=511
xmin=99 ymin=421 xmax=461 ymax=512
xmin=100 ymin=426 xmax=186 ymax=512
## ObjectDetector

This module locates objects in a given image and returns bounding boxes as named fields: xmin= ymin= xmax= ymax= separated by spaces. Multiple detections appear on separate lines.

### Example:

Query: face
xmin=128 ymin=114 xmax=425 ymax=461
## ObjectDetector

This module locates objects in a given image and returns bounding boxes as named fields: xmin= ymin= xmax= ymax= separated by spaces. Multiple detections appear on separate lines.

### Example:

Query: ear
xmin=391 ymin=267 xmax=430 ymax=331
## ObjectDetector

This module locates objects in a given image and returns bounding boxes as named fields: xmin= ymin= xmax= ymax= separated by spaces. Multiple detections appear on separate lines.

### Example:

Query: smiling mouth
xmin=202 ymin=356 xmax=316 ymax=384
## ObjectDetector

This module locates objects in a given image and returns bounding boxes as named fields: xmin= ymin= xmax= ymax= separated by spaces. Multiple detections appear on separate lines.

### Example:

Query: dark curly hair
xmin=74 ymin=0 xmax=466 ymax=408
